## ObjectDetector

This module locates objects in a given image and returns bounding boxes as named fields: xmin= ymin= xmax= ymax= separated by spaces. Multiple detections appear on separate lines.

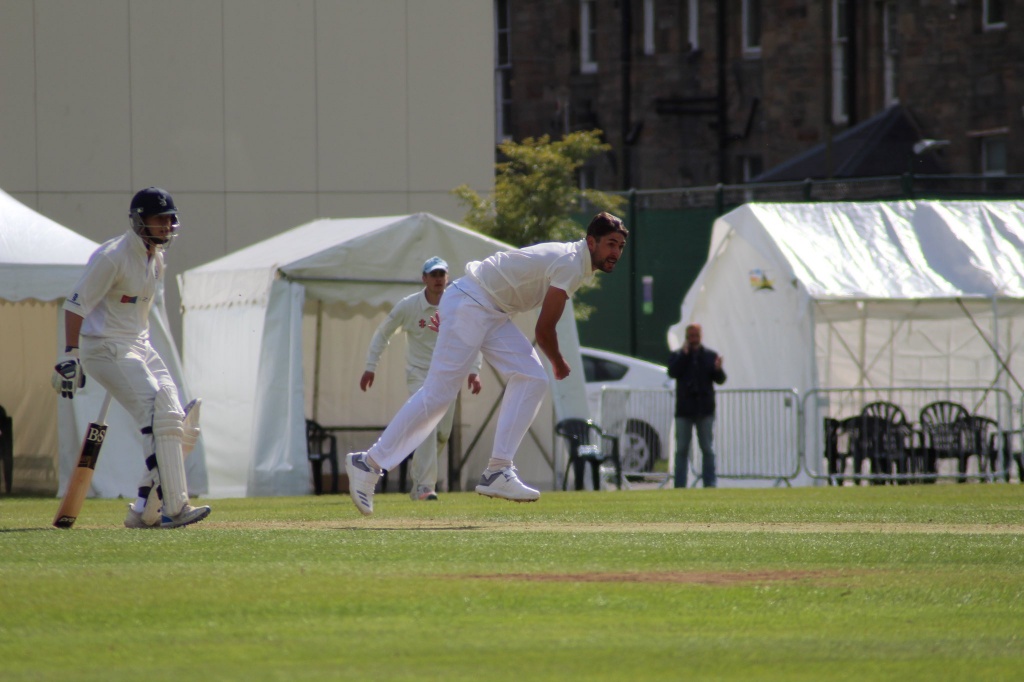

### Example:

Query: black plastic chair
xmin=305 ymin=419 xmax=339 ymax=494
xmin=556 ymin=418 xmax=622 ymax=491
xmin=854 ymin=401 xmax=913 ymax=484
xmin=919 ymin=401 xmax=971 ymax=482
xmin=964 ymin=415 xmax=1002 ymax=481
xmin=824 ymin=416 xmax=861 ymax=485
xmin=0 ymin=405 xmax=12 ymax=494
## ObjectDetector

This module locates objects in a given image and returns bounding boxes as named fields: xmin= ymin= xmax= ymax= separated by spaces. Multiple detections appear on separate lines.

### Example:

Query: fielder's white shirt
xmin=365 ymin=289 xmax=482 ymax=376
xmin=465 ymin=238 xmax=595 ymax=314
xmin=63 ymin=230 xmax=162 ymax=341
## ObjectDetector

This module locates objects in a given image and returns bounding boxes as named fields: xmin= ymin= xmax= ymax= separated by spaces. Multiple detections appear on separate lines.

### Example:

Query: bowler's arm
xmin=535 ymin=286 xmax=570 ymax=380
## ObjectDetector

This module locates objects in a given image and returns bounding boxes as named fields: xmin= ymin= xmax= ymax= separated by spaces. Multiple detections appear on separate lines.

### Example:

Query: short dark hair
xmin=586 ymin=212 xmax=628 ymax=239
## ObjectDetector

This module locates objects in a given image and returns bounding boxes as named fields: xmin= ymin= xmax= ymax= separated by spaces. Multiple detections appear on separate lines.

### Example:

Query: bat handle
xmin=97 ymin=392 xmax=112 ymax=424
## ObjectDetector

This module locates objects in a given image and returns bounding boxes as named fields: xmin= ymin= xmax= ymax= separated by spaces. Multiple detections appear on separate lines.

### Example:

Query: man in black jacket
xmin=667 ymin=324 xmax=726 ymax=488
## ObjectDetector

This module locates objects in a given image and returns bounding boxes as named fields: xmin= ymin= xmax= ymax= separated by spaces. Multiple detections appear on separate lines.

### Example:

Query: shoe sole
xmin=160 ymin=508 xmax=211 ymax=529
xmin=474 ymin=486 xmax=539 ymax=502
xmin=345 ymin=456 xmax=377 ymax=517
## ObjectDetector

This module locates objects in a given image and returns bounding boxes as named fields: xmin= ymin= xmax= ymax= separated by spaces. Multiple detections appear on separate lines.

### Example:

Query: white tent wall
xmin=0 ymin=187 xmax=204 ymax=498
xmin=183 ymin=213 xmax=588 ymax=498
xmin=669 ymin=200 xmax=1024 ymax=486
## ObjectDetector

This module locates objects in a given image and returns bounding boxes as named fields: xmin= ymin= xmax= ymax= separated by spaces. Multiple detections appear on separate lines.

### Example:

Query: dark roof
xmin=750 ymin=105 xmax=949 ymax=182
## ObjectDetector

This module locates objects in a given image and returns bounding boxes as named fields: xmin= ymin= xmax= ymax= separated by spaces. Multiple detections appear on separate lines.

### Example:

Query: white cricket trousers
xmin=406 ymin=370 xmax=456 ymax=494
xmin=79 ymin=336 xmax=181 ymax=459
xmin=368 ymin=278 xmax=549 ymax=472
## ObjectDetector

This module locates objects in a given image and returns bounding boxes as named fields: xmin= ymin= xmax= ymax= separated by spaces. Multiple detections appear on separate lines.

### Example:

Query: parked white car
xmin=579 ymin=347 xmax=675 ymax=473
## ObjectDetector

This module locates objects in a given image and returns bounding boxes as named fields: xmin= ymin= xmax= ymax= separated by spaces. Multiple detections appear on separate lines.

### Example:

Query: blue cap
xmin=422 ymin=256 xmax=449 ymax=274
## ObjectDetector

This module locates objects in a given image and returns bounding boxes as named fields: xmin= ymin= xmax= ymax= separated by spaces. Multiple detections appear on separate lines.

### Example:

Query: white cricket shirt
xmin=465 ymin=238 xmax=595 ymax=314
xmin=63 ymin=230 xmax=162 ymax=341
xmin=365 ymin=289 xmax=482 ymax=377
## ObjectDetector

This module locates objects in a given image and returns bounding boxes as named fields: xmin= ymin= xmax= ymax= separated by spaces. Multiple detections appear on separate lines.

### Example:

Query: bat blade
xmin=53 ymin=394 xmax=111 ymax=529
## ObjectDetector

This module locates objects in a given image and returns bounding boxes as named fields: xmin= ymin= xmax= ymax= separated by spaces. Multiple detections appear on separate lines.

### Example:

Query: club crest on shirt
xmin=418 ymin=318 xmax=427 ymax=328
xmin=120 ymin=295 xmax=139 ymax=304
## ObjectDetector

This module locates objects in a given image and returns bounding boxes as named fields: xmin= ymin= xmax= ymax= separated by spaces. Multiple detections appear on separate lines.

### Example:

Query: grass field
xmin=1 ymin=485 xmax=1022 ymax=681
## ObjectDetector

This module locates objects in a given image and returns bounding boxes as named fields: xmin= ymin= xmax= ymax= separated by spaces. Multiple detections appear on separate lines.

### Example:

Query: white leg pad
xmin=141 ymin=397 xmax=201 ymax=525
xmin=153 ymin=386 xmax=188 ymax=518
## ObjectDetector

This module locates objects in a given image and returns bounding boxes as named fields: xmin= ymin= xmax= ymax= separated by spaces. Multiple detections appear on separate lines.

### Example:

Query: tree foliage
xmin=452 ymin=130 xmax=625 ymax=247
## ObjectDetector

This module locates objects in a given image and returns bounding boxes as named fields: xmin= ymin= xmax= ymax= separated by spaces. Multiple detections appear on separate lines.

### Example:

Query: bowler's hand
xmin=359 ymin=371 xmax=375 ymax=391
xmin=552 ymin=357 xmax=571 ymax=381
xmin=428 ymin=311 xmax=440 ymax=333
xmin=467 ymin=374 xmax=482 ymax=395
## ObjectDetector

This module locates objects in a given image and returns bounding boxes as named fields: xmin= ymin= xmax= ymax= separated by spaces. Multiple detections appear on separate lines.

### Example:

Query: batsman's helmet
xmin=129 ymin=187 xmax=180 ymax=247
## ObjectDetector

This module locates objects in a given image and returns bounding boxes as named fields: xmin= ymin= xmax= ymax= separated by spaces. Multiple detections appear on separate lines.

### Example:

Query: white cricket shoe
xmin=346 ymin=452 xmax=381 ymax=516
xmin=475 ymin=465 xmax=540 ymax=502
xmin=412 ymin=486 xmax=439 ymax=501
xmin=160 ymin=504 xmax=211 ymax=529
xmin=124 ymin=505 xmax=158 ymax=529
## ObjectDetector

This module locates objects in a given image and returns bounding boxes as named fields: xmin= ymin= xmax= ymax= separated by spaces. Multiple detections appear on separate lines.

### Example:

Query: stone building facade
xmin=496 ymin=0 xmax=1020 ymax=190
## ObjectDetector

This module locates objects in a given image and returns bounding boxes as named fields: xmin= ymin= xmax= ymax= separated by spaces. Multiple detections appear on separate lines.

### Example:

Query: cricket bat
xmin=53 ymin=393 xmax=112 ymax=529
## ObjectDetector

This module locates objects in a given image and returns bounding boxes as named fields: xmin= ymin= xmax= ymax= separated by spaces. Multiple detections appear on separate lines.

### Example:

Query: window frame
xmin=643 ymin=0 xmax=656 ymax=56
xmin=831 ymin=0 xmax=849 ymax=125
xmin=688 ymin=0 xmax=699 ymax=51
xmin=580 ymin=0 xmax=599 ymax=74
xmin=742 ymin=0 xmax=762 ymax=57
xmin=983 ymin=0 xmax=1006 ymax=31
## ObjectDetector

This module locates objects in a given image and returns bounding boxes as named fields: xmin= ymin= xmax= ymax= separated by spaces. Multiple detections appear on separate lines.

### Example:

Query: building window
xmin=982 ymin=136 xmax=1007 ymax=176
xmin=495 ymin=0 xmax=510 ymax=68
xmin=581 ymin=0 xmax=598 ymax=73
xmin=688 ymin=0 xmax=699 ymax=51
xmin=495 ymin=71 xmax=512 ymax=143
xmin=984 ymin=0 xmax=1006 ymax=30
xmin=741 ymin=156 xmax=763 ymax=182
xmin=883 ymin=1 xmax=899 ymax=106
xmin=643 ymin=0 xmax=655 ymax=55
xmin=742 ymin=0 xmax=761 ymax=56
xmin=832 ymin=0 xmax=849 ymax=124
xmin=495 ymin=0 xmax=512 ymax=142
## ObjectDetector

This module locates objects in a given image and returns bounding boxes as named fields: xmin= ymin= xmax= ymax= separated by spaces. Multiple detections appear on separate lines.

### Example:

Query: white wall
xmin=0 ymin=0 xmax=495 ymax=344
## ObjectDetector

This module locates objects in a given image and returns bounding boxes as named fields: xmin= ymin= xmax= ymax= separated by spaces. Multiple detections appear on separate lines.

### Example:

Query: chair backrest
xmin=556 ymin=418 xmax=596 ymax=445
xmin=856 ymin=401 xmax=910 ymax=453
xmin=861 ymin=401 xmax=908 ymax=426
xmin=918 ymin=401 xmax=970 ymax=452
xmin=305 ymin=419 xmax=335 ymax=458
xmin=964 ymin=415 xmax=998 ymax=453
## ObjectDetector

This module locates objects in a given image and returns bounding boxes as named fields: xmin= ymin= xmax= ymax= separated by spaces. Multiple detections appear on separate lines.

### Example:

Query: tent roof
xmin=710 ymin=200 xmax=1024 ymax=300
xmin=180 ymin=213 xmax=513 ymax=309
xmin=0 ymin=187 xmax=100 ymax=301
xmin=750 ymin=106 xmax=948 ymax=182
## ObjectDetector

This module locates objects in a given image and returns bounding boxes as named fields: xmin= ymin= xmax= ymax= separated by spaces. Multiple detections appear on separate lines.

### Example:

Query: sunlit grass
xmin=1 ymin=485 xmax=1022 ymax=681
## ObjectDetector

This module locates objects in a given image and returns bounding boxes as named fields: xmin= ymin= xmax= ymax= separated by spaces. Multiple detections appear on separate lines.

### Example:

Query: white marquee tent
xmin=670 ymin=200 xmax=1024 ymax=393
xmin=179 ymin=213 xmax=589 ymax=498
xmin=669 ymin=200 xmax=1024 ymax=482
xmin=0 ymin=187 xmax=205 ymax=497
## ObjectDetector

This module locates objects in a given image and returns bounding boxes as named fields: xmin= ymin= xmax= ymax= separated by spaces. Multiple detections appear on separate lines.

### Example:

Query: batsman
xmin=52 ymin=187 xmax=210 ymax=529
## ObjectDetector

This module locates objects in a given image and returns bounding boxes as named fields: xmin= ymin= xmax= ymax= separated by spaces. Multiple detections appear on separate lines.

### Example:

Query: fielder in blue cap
xmin=359 ymin=256 xmax=481 ymax=501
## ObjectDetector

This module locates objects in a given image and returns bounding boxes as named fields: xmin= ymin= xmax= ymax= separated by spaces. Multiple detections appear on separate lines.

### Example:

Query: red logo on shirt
xmin=121 ymin=295 xmax=139 ymax=304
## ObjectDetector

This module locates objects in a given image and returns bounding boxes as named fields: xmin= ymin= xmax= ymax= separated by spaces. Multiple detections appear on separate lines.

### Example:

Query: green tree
xmin=452 ymin=130 xmax=625 ymax=247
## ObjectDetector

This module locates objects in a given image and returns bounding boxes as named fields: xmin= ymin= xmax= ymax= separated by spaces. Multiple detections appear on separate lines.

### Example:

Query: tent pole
xmin=312 ymin=300 xmax=324 ymax=422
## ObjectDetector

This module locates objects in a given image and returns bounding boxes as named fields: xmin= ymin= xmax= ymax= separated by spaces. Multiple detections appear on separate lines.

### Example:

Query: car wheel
xmin=621 ymin=420 xmax=660 ymax=472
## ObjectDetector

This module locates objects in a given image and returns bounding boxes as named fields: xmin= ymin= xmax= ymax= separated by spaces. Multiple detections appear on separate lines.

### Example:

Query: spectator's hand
xmin=467 ymin=373 xmax=482 ymax=394
xmin=714 ymin=355 xmax=723 ymax=371
xmin=52 ymin=350 xmax=86 ymax=399
xmin=359 ymin=371 xmax=375 ymax=391
xmin=428 ymin=311 xmax=440 ymax=333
